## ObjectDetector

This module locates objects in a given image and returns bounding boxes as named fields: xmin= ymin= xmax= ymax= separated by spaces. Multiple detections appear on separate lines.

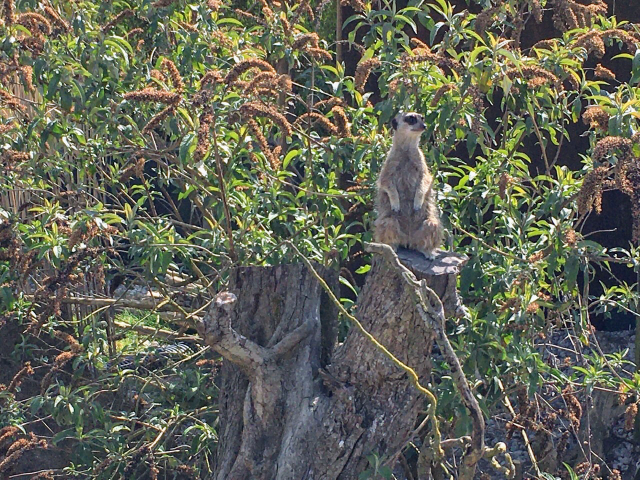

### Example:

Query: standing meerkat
xmin=374 ymin=111 xmax=443 ymax=259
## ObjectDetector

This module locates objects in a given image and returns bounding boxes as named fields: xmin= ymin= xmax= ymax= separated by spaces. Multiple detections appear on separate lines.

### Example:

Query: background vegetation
xmin=0 ymin=0 xmax=639 ymax=478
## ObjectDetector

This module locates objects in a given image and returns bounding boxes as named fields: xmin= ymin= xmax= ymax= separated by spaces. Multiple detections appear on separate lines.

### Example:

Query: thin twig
xmin=210 ymin=117 xmax=237 ymax=262
xmin=453 ymin=222 xmax=522 ymax=261
xmin=502 ymin=393 xmax=541 ymax=477
xmin=527 ymin=102 xmax=550 ymax=175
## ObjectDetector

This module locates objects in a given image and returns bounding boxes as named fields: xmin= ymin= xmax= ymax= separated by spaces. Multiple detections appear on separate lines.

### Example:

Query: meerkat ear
xmin=391 ymin=118 xmax=398 ymax=130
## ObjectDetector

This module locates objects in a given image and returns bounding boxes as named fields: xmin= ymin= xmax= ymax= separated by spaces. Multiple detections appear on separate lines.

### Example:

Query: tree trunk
xmin=197 ymin=250 xmax=466 ymax=480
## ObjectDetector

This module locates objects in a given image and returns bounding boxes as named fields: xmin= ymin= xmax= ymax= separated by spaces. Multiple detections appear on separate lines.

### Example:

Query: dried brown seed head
xmin=354 ymin=58 xmax=380 ymax=93
xmin=582 ymin=106 xmax=609 ymax=131
xmin=224 ymin=59 xmax=276 ymax=86
xmin=624 ymin=403 xmax=638 ymax=431
xmin=16 ymin=12 xmax=52 ymax=36
xmin=331 ymin=106 xmax=350 ymax=138
xmin=594 ymin=64 xmax=616 ymax=81
xmin=161 ymin=58 xmax=184 ymax=92
xmin=239 ymin=102 xmax=292 ymax=137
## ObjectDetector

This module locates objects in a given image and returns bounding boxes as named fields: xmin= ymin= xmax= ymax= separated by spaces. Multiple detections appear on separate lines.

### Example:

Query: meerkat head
xmin=390 ymin=112 xmax=426 ymax=144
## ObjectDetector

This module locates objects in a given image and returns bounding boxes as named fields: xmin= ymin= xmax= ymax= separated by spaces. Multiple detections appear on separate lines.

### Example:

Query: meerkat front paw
xmin=384 ymin=187 xmax=401 ymax=213
xmin=413 ymin=199 xmax=423 ymax=211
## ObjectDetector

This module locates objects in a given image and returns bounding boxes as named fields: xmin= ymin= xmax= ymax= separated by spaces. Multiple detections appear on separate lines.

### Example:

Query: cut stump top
xmin=396 ymin=248 xmax=468 ymax=276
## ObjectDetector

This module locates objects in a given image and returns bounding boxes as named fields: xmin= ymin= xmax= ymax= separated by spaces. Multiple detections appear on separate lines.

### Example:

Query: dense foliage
xmin=0 ymin=0 xmax=639 ymax=478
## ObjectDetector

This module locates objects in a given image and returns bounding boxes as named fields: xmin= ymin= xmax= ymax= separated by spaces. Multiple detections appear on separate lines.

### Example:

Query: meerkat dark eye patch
xmin=406 ymin=116 xmax=417 ymax=125
xmin=391 ymin=118 xmax=398 ymax=130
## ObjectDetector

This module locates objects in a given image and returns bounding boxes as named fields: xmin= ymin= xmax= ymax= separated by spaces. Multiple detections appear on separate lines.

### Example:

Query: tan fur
xmin=374 ymin=112 xmax=443 ymax=258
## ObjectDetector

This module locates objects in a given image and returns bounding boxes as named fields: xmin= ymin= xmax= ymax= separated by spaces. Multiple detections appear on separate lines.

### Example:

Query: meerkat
xmin=374 ymin=111 xmax=443 ymax=259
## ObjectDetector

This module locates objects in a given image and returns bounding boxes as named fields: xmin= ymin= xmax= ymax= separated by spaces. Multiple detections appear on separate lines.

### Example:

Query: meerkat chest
xmin=394 ymin=151 xmax=427 ymax=189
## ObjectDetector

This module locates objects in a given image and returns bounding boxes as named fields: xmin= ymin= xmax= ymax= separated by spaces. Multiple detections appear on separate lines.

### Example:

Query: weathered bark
xmin=198 ymin=250 xmax=466 ymax=480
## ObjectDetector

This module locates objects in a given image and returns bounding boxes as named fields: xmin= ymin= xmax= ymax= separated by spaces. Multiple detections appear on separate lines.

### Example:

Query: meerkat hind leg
xmin=374 ymin=216 xmax=403 ymax=251
xmin=411 ymin=218 xmax=442 ymax=260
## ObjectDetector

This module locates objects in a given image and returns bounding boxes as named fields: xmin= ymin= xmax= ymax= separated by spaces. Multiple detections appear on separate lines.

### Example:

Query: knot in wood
xmin=215 ymin=291 xmax=237 ymax=312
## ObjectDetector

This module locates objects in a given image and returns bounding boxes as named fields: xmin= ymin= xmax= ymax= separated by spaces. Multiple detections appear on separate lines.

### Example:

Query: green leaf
xmin=46 ymin=72 xmax=61 ymax=99
xmin=282 ymin=149 xmax=301 ymax=170
xmin=30 ymin=396 xmax=44 ymax=414
xmin=563 ymin=463 xmax=579 ymax=480
xmin=339 ymin=275 xmax=358 ymax=296
xmin=217 ymin=17 xmax=244 ymax=27
xmin=60 ymin=89 xmax=73 ymax=111
xmin=104 ymin=38 xmax=130 ymax=66
xmin=52 ymin=428 xmax=76 ymax=445
xmin=355 ymin=264 xmax=371 ymax=274
xmin=179 ymin=132 xmax=197 ymax=163
xmin=564 ymin=255 xmax=580 ymax=291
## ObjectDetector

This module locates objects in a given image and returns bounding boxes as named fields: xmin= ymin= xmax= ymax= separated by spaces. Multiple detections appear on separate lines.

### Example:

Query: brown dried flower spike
xmin=193 ymin=113 xmax=212 ymax=162
xmin=306 ymin=48 xmax=333 ymax=62
xmin=564 ymin=228 xmax=577 ymax=247
xmin=124 ymin=87 xmax=181 ymax=106
xmin=224 ymin=59 xmax=276 ymax=86
xmin=577 ymin=166 xmax=609 ymax=215
xmin=239 ymin=102 xmax=292 ymax=138
xmin=430 ymin=84 xmax=454 ymax=107
xmin=43 ymin=6 xmax=70 ymax=33
xmin=142 ymin=106 xmax=175 ymax=133
xmin=498 ymin=173 xmax=513 ymax=200
xmin=161 ymin=58 xmax=184 ymax=92
xmin=505 ymin=65 xmax=560 ymax=90
xmin=247 ymin=71 xmax=279 ymax=95
xmin=624 ymin=402 xmax=638 ymax=431
xmin=575 ymin=31 xmax=606 ymax=58
xmin=102 ymin=9 xmax=134 ymax=33
xmin=201 ymin=70 xmax=223 ymax=88
xmin=331 ymin=106 xmax=350 ymax=138
xmin=0 ymin=90 xmax=26 ymax=112
xmin=354 ymin=58 xmax=381 ymax=93
xmin=6 ymin=361 xmax=34 ymax=393
xmin=594 ymin=64 xmax=616 ymax=81
xmin=561 ymin=384 xmax=583 ymax=430
xmin=295 ymin=112 xmax=338 ymax=136
xmin=3 ymin=0 xmax=15 ymax=26
xmin=54 ymin=330 xmax=83 ymax=354
xmin=16 ymin=12 xmax=52 ymax=36
xmin=247 ymin=119 xmax=280 ymax=170
xmin=582 ymin=106 xmax=609 ymax=131
xmin=292 ymin=33 xmax=319 ymax=50
xmin=592 ymin=136 xmax=632 ymax=163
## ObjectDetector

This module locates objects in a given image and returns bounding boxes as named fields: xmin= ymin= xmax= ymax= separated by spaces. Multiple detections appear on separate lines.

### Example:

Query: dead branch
xmin=112 ymin=320 xmax=200 ymax=343
xmin=27 ymin=294 xmax=200 ymax=315
xmin=197 ymin=292 xmax=267 ymax=377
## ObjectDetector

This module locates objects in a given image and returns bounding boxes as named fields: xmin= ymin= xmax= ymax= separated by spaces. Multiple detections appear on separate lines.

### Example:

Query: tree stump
xmin=197 ymin=250 xmax=467 ymax=480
